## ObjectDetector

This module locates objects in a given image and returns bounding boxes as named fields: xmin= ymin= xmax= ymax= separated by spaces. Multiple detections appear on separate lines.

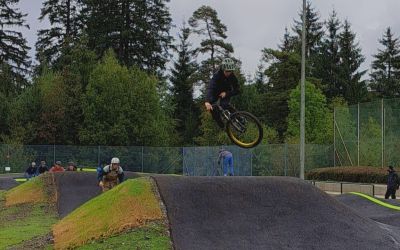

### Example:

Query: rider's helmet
xmin=221 ymin=58 xmax=236 ymax=71
xmin=111 ymin=157 xmax=120 ymax=164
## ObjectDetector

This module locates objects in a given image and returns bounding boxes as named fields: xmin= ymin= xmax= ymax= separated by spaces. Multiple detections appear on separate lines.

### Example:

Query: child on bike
xmin=204 ymin=58 xmax=240 ymax=128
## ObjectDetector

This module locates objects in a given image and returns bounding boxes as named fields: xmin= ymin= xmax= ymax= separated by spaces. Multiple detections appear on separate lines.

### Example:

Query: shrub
xmin=306 ymin=166 xmax=389 ymax=184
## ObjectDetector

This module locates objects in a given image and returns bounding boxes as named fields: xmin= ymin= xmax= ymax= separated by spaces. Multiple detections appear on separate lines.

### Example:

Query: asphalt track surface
xmin=154 ymin=176 xmax=400 ymax=250
xmin=0 ymin=177 xmax=18 ymax=190
xmin=336 ymin=193 xmax=400 ymax=227
xmin=53 ymin=171 xmax=139 ymax=218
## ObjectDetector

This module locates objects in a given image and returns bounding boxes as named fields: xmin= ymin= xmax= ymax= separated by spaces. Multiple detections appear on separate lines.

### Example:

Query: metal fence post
xmin=357 ymin=103 xmax=360 ymax=167
xmin=284 ymin=143 xmax=288 ymax=176
xmin=182 ymin=147 xmax=185 ymax=175
xmin=53 ymin=144 xmax=56 ymax=164
xmin=333 ymin=107 xmax=336 ymax=167
xmin=141 ymin=146 xmax=144 ymax=173
xmin=381 ymin=99 xmax=384 ymax=167
xmin=7 ymin=144 xmax=10 ymax=172
xmin=97 ymin=145 xmax=100 ymax=165
xmin=250 ymin=149 xmax=253 ymax=176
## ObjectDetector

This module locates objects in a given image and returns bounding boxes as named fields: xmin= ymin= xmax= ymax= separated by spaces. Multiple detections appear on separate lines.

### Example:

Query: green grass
xmin=0 ymin=176 xmax=58 ymax=249
xmin=0 ymin=202 xmax=58 ymax=249
xmin=77 ymin=221 xmax=171 ymax=250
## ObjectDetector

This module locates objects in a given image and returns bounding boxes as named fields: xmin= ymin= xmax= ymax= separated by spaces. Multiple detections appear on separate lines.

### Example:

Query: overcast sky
xmin=17 ymin=0 xmax=400 ymax=78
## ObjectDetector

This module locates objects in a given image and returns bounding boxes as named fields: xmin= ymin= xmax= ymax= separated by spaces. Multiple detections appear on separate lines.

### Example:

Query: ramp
xmin=53 ymin=171 xmax=139 ymax=218
xmin=337 ymin=193 xmax=400 ymax=227
xmin=154 ymin=176 xmax=400 ymax=250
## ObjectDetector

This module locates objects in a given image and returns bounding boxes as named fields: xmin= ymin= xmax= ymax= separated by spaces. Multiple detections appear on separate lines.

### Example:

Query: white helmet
xmin=111 ymin=157 xmax=120 ymax=164
xmin=221 ymin=58 xmax=236 ymax=71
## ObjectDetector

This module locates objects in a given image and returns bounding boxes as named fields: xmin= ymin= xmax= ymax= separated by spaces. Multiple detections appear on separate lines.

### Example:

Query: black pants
xmin=211 ymin=103 xmax=236 ymax=129
xmin=385 ymin=187 xmax=397 ymax=199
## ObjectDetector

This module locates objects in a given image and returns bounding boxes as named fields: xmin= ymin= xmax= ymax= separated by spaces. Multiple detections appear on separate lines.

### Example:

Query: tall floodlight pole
xmin=300 ymin=0 xmax=306 ymax=179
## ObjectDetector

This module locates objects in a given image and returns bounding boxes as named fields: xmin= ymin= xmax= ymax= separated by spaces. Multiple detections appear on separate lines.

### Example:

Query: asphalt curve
xmin=153 ymin=176 xmax=400 ymax=250
xmin=336 ymin=193 xmax=400 ymax=227
xmin=0 ymin=177 xmax=19 ymax=190
xmin=53 ymin=171 xmax=139 ymax=218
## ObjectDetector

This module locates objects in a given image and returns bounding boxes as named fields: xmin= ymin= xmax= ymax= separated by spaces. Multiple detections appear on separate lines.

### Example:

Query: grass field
xmin=0 ymin=185 xmax=58 ymax=249
xmin=77 ymin=221 xmax=171 ymax=250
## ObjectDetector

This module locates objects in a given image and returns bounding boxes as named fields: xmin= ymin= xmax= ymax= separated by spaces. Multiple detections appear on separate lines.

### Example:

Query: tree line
xmin=1 ymin=0 xmax=399 ymax=146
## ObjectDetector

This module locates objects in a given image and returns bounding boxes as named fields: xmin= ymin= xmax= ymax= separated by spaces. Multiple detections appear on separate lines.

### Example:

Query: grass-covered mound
xmin=5 ymin=174 xmax=53 ymax=206
xmin=53 ymin=177 xmax=171 ymax=249
xmin=0 ymin=175 xmax=58 ymax=249
xmin=306 ymin=166 xmax=388 ymax=183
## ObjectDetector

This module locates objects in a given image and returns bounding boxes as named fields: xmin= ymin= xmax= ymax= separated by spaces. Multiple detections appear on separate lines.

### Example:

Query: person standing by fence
xmin=38 ymin=160 xmax=48 ymax=175
xmin=218 ymin=148 xmax=234 ymax=176
xmin=49 ymin=161 xmax=65 ymax=172
xmin=385 ymin=165 xmax=400 ymax=199
xmin=25 ymin=162 xmax=37 ymax=179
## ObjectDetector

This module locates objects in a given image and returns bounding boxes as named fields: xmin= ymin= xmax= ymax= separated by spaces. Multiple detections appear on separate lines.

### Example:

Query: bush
xmin=306 ymin=166 xmax=389 ymax=184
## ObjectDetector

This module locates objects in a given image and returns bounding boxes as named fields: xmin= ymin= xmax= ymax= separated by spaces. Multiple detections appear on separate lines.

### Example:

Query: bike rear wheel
xmin=226 ymin=111 xmax=263 ymax=148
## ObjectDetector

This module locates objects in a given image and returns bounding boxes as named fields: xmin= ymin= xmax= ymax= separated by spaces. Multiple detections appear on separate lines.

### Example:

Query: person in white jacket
xmin=99 ymin=157 xmax=124 ymax=192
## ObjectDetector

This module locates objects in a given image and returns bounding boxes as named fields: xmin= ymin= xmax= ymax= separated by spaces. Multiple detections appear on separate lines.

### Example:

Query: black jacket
xmin=38 ymin=165 xmax=48 ymax=174
xmin=25 ymin=166 xmax=37 ymax=175
xmin=387 ymin=170 xmax=400 ymax=189
xmin=206 ymin=69 xmax=240 ymax=103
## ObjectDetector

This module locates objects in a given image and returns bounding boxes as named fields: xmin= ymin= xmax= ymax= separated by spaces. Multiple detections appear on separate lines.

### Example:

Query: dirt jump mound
xmin=53 ymin=171 xmax=139 ymax=218
xmin=154 ymin=176 xmax=400 ymax=250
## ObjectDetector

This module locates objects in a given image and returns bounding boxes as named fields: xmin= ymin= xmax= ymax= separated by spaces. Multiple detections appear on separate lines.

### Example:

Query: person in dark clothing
xmin=204 ymin=58 xmax=240 ymax=128
xmin=385 ymin=165 xmax=400 ymax=199
xmin=25 ymin=162 xmax=37 ymax=179
xmin=38 ymin=160 xmax=49 ymax=175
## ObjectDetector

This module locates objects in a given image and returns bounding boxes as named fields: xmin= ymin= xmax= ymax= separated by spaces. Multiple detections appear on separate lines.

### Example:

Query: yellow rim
xmin=227 ymin=124 xmax=259 ymax=148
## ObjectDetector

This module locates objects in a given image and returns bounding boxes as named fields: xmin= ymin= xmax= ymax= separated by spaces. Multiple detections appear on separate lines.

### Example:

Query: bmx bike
xmin=212 ymin=99 xmax=263 ymax=148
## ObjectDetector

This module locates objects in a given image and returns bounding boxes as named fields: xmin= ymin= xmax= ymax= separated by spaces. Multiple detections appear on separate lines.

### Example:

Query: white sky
xmin=18 ymin=0 xmax=400 ymax=79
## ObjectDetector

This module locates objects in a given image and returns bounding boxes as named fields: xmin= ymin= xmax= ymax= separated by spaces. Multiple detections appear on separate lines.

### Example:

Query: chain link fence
xmin=0 ymin=144 xmax=333 ymax=176
xmin=334 ymin=98 xmax=400 ymax=167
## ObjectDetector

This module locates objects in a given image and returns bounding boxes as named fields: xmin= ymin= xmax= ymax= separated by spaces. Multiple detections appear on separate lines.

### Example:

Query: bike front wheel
xmin=226 ymin=111 xmax=263 ymax=148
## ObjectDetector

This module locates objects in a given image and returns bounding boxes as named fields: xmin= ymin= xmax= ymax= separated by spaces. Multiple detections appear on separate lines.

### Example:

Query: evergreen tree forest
xmin=0 ymin=1 xmax=397 ymax=146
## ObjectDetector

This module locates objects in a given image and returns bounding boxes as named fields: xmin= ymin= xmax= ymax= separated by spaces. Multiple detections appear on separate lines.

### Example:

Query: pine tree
xmin=170 ymin=24 xmax=199 ymax=145
xmin=189 ymin=5 xmax=234 ymax=76
xmin=314 ymin=10 xmax=341 ymax=99
xmin=84 ymin=0 xmax=173 ymax=74
xmin=279 ymin=27 xmax=296 ymax=53
xmin=292 ymin=1 xmax=324 ymax=61
xmin=261 ymin=27 xmax=302 ymax=138
xmin=337 ymin=20 xmax=367 ymax=104
xmin=36 ymin=0 xmax=84 ymax=66
xmin=370 ymin=27 xmax=400 ymax=97
xmin=0 ymin=0 xmax=30 ymax=91
xmin=254 ymin=61 xmax=267 ymax=93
